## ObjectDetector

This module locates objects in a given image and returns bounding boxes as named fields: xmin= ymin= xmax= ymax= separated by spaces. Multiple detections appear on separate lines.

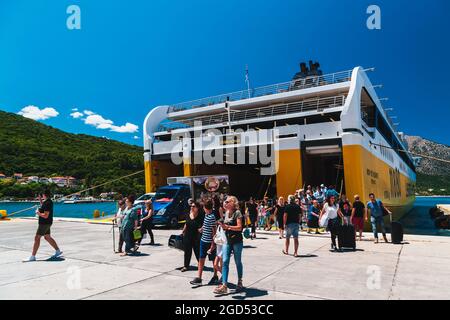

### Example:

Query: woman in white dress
xmin=319 ymin=195 xmax=344 ymax=251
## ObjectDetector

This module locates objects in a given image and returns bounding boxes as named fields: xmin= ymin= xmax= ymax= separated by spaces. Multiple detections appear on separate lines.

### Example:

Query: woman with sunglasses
xmin=181 ymin=201 xmax=204 ymax=272
xmin=214 ymin=196 xmax=244 ymax=295
xmin=319 ymin=195 xmax=344 ymax=251
xmin=139 ymin=200 xmax=155 ymax=245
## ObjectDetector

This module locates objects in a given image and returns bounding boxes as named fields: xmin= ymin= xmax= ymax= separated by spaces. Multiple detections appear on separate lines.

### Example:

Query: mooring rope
xmin=369 ymin=142 xmax=450 ymax=164
xmin=4 ymin=169 xmax=145 ymax=218
xmin=3 ymin=142 xmax=450 ymax=218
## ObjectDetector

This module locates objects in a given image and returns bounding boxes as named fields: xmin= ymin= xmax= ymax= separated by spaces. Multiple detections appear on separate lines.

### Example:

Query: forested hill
xmin=0 ymin=110 xmax=145 ymax=196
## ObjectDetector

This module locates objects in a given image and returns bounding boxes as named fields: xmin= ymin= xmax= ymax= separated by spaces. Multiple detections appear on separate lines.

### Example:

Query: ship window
xmin=361 ymin=88 xmax=376 ymax=127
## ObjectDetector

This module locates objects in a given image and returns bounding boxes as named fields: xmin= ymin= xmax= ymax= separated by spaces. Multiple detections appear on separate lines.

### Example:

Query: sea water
xmin=400 ymin=196 xmax=450 ymax=236
xmin=0 ymin=201 xmax=118 ymax=219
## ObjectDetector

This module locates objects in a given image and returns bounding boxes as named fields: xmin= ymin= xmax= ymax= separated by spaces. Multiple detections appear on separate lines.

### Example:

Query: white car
xmin=134 ymin=192 xmax=155 ymax=205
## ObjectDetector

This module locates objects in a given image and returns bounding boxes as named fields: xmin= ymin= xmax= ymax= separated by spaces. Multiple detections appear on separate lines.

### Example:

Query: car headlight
xmin=156 ymin=208 xmax=166 ymax=215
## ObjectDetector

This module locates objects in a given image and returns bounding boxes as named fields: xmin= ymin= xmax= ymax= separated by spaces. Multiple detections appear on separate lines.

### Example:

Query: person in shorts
xmin=282 ymin=195 xmax=301 ymax=257
xmin=24 ymin=190 xmax=62 ymax=262
xmin=190 ymin=199 xmax=219 ymax=286
xmin=351 ymin=195 xmax=367 ymax=241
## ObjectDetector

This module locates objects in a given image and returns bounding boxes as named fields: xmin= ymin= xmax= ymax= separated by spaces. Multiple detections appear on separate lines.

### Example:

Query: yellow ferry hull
xmin=343 ymin=144 xmax=415 ymax=229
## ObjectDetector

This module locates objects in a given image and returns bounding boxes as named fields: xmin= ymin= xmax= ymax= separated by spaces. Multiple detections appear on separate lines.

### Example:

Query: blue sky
xmin=0 ymin=0 xmax=449 ymax=146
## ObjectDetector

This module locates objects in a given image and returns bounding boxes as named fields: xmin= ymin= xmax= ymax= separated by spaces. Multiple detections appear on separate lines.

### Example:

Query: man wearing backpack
xmin=367 ymin=193 xmax=390 ymax=244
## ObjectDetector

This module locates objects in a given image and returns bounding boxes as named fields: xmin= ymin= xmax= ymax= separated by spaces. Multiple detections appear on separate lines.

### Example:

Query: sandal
xmin=180 ymin=267 xmax=188 ymax=272
xmin=282 ymin=250 xmax=288 ymax=255
xmin=214 ymin=284 xmax=228 ymax=295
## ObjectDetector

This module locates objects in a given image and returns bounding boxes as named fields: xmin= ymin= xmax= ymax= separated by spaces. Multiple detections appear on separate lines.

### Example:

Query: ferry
xmin=143 ymin=62 xmax=417 ymax=224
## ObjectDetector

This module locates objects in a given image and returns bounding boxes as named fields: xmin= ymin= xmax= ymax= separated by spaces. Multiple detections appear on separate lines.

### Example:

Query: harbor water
xmin=0 ymin=201 xmax=118 ymax=219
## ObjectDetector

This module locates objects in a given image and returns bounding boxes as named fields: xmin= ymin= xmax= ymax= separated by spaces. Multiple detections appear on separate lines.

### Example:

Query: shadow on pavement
xmin=44 ymin=256 xmax=66 ymax=262
xmin=140 ymin=243 xmax=163 ymax=246
xmin=231 ymin=287 xmax=269 ymax=300
xmin=294 ymin=253 xmax=318 ymax=258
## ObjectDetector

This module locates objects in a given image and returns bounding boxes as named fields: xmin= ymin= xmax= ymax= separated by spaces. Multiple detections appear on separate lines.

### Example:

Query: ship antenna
xmin=245 ymin=64 xmax=251 ymax=99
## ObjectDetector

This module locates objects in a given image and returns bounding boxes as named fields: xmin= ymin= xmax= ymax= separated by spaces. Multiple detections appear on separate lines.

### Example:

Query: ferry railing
xmin=168 ymin=70 xmax=353 ymax=113
xmin=157 ymin=95 xmax=346 ymax=133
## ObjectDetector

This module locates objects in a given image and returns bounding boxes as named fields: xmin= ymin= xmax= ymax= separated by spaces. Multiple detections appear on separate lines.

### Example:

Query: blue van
xmin=151 ymin=184 xmax=191 ymax=228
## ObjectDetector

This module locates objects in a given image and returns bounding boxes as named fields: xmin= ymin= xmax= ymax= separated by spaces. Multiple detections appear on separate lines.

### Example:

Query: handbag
xmin=168 ymin=234 xmax=184 ymax=251
xmin=319 ymin=212 xmax=329 ymax=227
xmin=133 ymin=229 xmax=142 ymax=240
xmin=377 ymin=200 xmax=390 ymax=217
xmin=214 ymin=225 xmax=227 ymax=245
xmin=226 ymin=230 xmax=243 ymax=245
xmin=243 ymin=227 xmax=251 ymax=239
xmin=382 ymin=205 xmax=390 ymax=217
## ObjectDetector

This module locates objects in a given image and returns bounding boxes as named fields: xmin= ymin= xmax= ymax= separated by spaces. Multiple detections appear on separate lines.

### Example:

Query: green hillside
xmin=0 ymin=110 xmax=145 ymax=198
xmin=415 ymin=173 xmax=450 ymax=196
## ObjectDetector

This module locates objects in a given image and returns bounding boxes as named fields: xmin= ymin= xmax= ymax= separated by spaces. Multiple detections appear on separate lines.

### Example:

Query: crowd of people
xmin=105 ymin=183 xmax=393 ymax=296
xmin=23 ymin=184 xmax=394 ymax=296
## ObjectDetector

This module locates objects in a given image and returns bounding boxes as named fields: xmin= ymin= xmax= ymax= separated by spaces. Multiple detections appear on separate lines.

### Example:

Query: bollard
xmin=102 ymin=211 xmax=105 ymax=217
xmin=93 ymin=209 xmax=100 ymax=219
xmin=0 ymin=210 xmax=7 ymax=219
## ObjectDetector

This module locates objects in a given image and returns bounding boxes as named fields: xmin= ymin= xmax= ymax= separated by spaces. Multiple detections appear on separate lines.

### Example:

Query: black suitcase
xmin=391 ymin=221 xmax=404 ymax=244
xmin=337 ymin=224 xmax=356 ymax=250
xmin=168 ymin=234 xmax=184 ymax=251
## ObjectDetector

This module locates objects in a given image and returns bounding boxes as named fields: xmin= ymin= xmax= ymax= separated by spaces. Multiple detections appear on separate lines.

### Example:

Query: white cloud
xmin=70 ymin=111 xmax=83 ymax=119
xmin=84 ymin=114 xmax=113 ymax=129
xmin=74 ymin=110 xmax=139 ymax=134
xmin=18 ymin=105 xmax=59 ymax=121
xmin=71 ymin=108 xmax=78 ymax=111
xmin=110 ymin=123 xmax=139 ymax=133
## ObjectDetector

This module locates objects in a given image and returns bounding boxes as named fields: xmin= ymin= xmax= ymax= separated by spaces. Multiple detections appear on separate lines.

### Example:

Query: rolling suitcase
xmin=391 ymin=221 xmax=404 ymax=244
xmin=168 ymin=234 xmax=184 ymax=251
xmin=337 ymin=222 xmax=356 ymax=250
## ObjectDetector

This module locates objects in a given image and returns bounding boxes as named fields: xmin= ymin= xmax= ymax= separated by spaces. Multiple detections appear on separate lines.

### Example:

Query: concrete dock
xmin=0 ymin=218 xmax=449 ymax=300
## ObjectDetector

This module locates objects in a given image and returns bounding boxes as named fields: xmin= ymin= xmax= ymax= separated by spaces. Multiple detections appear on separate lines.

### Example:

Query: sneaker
xmin=214 ymin=284 xmax=228 ymax=295
xmin=52 ymin=250 xmax=63 ymax=258
xmin=190 ymin=277 xmax=202 ymax=285
xmin=208 ymin=275 xmax=219 ymax=285
xmin=23 ymin=256 xmax=36 ymax=262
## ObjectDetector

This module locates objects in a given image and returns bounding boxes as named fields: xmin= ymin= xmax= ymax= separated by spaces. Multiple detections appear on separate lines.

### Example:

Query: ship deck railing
xmin=168 ymin=69 xmax=353 ymax=113
xmin=157 ymin=95 xmax=346 ymax=133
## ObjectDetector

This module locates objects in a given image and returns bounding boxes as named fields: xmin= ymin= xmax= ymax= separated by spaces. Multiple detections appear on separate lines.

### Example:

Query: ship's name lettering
xmin=366 ymin=169 xmax=379 ymax=179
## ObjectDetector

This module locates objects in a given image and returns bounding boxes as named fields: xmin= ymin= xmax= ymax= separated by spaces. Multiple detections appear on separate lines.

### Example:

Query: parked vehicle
xmin=135 ymin=192 xmax=155 ymax=205
xmin=151 ymin=175 xmax=229 ymax=228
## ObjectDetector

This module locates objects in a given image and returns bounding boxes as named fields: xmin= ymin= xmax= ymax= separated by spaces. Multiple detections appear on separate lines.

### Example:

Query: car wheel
xmin=169 ymin=216 xmax=179 ymax=229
